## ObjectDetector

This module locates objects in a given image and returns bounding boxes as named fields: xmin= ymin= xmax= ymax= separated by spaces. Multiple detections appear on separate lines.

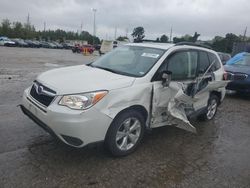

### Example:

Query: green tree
xmin=191 ymin=32 xmax=200 ymax=42
xmin=0 ymin=18 xmax=101 ymax=43
xmin=116 ymin=36 xmax=128 ymax=41
xmin=211 ymin=33 xmax=240 ymax=53
xmin=12 ymin=22 xmax=24 ymax=38
xmin=0 ymin=19 xmax=11 ymax=36
xmin=131 ymin=26 xmax=145 ymax=43
xmin=160 ymin=34 xmax=169 ymax=43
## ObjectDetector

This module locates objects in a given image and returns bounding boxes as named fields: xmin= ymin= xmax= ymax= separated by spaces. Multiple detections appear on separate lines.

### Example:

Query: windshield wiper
xmin=94 ymin=66 xmax=120 ymax=74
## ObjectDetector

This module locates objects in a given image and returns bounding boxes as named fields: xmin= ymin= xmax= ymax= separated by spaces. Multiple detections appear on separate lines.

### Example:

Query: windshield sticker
xmin=141 ymin=53 xmax=159 ymax=58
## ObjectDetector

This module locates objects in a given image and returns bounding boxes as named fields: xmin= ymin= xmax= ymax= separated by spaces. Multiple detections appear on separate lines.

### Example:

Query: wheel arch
xmin=210 ymin=91 xmax=222 ymax=104
xmin=104 ymin=105 xmax=148 ymax=140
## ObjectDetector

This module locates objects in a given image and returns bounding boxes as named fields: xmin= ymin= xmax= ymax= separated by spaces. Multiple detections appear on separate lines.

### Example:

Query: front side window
xmin=167 ymin=51 xmax=198 ymax=80
xmin=91 ymin=46 xmax=165 ymax=77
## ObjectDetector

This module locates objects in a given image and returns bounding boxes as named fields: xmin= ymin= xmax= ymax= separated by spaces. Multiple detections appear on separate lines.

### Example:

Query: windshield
xmin=234 ymin=55 xmax=250 ymax=66
xmin=91 ymin=46 xmax=165 ymax=77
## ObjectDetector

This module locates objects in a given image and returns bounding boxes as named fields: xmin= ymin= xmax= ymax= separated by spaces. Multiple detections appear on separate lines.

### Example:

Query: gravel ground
xmin=0 ymin=47 xmax=250 ymax=188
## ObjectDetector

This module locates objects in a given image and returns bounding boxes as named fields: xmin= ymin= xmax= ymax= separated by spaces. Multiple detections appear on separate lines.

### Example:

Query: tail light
xmin=223 ymin=72 xmax=228 ymax=80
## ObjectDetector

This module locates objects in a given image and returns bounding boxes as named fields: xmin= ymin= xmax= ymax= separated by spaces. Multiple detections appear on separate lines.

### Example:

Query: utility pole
xmin=43 ymin=22 xmax=46 ymax=32
xmin=169 ymin=26 xmax=173 ymax=43
xmin=80 ymin=21 xmax=83 ymax=33
xmin=92 ymin=8 xmax=97 ymax=44
xmin=27 ymin=13 xmax=30 ymax=25
xmin=243 ymin=26 xmax=248 ymax=42
xmin=114 ymin=26 xmax=117 ymax=40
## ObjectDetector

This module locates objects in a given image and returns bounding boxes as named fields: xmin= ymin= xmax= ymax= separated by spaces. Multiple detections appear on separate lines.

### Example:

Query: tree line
xmin=0 ymin=19 xmax=100 ymax=44
xmin=131 ymin=26 xmax=250 ymax=53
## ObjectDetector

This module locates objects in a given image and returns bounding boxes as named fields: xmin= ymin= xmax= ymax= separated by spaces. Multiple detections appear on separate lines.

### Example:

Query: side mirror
xmin=161 ymin=71 xmax=172 ymax=87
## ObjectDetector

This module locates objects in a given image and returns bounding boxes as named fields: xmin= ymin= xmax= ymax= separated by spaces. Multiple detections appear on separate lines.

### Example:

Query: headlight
xmin=59 ymin=91 xmax=108 ymax=110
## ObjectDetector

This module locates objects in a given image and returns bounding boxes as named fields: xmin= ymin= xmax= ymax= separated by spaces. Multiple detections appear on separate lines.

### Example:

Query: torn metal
xmin=151 ymin=75 xmax=228 ymax=133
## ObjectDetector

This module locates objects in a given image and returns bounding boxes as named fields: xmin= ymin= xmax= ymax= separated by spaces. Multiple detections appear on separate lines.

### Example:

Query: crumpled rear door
xmin=151 ymin=79 xmax=228 ymax=133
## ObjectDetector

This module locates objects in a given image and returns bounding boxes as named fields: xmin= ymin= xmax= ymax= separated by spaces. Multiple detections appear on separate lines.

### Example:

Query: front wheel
xmin=199 ymin=95 xmax=219 ymax=121
xmin=105 ymin=110 xmax=145 ymax=157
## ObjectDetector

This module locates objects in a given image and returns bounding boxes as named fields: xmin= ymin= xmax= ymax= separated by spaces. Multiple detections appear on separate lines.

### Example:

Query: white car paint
xmin=0 ymin=37 xmax=15 ymax=46
xmin=21 ymin=43 xmax=227 ymax=148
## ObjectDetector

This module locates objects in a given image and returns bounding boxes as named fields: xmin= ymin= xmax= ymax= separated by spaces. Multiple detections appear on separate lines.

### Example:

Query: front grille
xmin=30 ymin=81 xmax=56 ymax=107
xmin=234 ymin=73 xmax=248 ymax=81
xmin=226 ymin=72 xmax=248 ymax=81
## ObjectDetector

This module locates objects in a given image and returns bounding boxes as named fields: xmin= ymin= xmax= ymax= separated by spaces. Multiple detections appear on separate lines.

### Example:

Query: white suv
xmin=21 ymin=43 xmax=227 ymax=156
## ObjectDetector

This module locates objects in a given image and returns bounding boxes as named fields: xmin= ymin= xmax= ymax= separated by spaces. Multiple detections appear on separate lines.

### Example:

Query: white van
xmin=21 ymin=43 xmax=227 ymax=156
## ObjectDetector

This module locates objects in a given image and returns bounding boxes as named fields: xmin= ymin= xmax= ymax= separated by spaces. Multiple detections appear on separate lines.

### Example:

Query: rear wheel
xmin=105 ymin=110 xmax=145 ymax=157
xmin=199 ymin=95 xmax=219 ymax=121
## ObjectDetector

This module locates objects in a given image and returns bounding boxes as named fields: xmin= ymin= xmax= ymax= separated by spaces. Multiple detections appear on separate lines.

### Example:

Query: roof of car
xmin=126 ymin=42 xmax=175 ymax=50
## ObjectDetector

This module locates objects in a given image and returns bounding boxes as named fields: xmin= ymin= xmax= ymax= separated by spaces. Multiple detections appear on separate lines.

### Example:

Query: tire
xmin=199 ymin=95 xmax=219 ymax=121
xmin=105 ymin=109 xmax=145 ymax=157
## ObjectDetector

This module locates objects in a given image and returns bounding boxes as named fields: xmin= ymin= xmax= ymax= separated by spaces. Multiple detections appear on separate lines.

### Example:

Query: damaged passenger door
xmin=150 ymin=50 xmax=199 ymax=133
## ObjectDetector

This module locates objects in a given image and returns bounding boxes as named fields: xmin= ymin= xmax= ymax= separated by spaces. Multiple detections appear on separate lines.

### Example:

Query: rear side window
xmin=208 ymin=52 xmax=221 ymax=71
xmin=167 ymin=51 xmax=198 ymax=80
xmin=199 ymin=51 xmax=210 ymax=73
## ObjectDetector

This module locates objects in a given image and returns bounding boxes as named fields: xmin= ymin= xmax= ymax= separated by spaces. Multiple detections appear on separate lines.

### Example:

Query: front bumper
xmin=226 ymin=81 xmax=250 ymax=93
xmin=21 ymin=88 xmax=113 ymax=147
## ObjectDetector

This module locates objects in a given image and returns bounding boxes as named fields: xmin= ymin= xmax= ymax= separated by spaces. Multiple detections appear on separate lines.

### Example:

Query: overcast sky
xmin=0 ymin=0 xmax=249 ymax=40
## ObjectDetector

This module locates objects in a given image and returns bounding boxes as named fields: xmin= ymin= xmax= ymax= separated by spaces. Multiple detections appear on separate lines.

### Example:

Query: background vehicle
xmin=61 ymin=42 xmax=74 ymax=49
xmin=12 ymin=39 xmax=29 ymax=47
xmin=25 ymin=40 xmax=41 ymax=48
xmin=21 ymin=43 xmax=227 ymax=156
xmin=224 ymin=52 xmax=250 ymax=93
xmin=72 ymin=44 xmax=95 ymax=53
xmin=218 ymin=52 xmax=231 ymax=65
xmin=0 ymin=37 xmax=16 ymax=47
xmin=52 ymin=42 xmax=63 ymax=49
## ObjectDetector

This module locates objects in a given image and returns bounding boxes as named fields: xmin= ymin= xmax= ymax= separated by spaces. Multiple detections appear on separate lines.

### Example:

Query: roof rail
xmin=175 ymin=42 xmax=212 ymax=49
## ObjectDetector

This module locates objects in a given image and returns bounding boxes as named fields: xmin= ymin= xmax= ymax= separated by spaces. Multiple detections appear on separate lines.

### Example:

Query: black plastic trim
xmin=20 ymin=105 xmax=57 ymax=138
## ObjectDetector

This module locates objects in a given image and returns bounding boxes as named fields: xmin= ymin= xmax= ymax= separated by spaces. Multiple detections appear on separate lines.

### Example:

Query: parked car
xmin=20 ymin=43 xmax=227 ymax=156
xmin=40 ymin=41 xmax=50 ymax=48
xmin=0 ymin=37 xmax=16 ymax=47
xmin=52 ymin=42 xmax=63 ymax=49
xmin=12 ymin=39 xmax=29 ymax=47
xmin=40 ymin=41 xmax=56 ymax=48
xmin=32 ymin=41 xmax=42 ymax=48
xmin=61 ymin=42 xmax=74 ymax=49
xmin=224 ymin=52 xmax=250 ymax=93
xmin=47 ymin=42 xmax=57 ymax=49
xmin=217 ymin=52 xmax=231 ymax=65
xmin=25 ymin=40 xmax=40 ymax=48
xmin=72 ymin=44 xmax=95 ymax=54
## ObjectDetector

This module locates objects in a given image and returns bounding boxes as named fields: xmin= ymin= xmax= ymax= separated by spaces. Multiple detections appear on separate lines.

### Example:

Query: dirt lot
xmin=0 ymin=47 xmax=250 ymax=188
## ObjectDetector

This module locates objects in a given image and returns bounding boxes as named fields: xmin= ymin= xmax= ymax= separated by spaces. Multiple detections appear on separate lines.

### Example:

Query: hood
xmin=224 ymin=64 xmax=250 ymax=75
xmin=37 ymin=65 xmax=135 ymax=95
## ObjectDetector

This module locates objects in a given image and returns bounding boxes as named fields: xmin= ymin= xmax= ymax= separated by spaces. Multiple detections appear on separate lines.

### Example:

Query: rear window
xmin=208 ymin=53 xmax=221 ymax=71
xmin=234 ymin=55 xmax=250 ymax=66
